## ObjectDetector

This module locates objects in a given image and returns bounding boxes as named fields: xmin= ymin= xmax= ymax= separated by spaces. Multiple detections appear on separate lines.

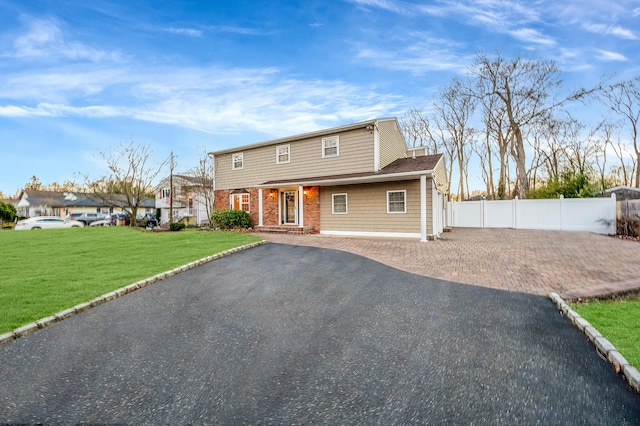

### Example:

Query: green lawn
xmin=0 ymin=227 xmax=261 ymax=334
xmin=572 ymin=298 xmax=640 ymax=368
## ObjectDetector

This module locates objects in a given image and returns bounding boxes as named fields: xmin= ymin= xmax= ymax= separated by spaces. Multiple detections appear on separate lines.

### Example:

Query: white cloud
xmin=582 ymin=23 xmax=636 ymax=40
xmin=347 ymin=0 xmax=412 ymax=15
xmin=595 ymin=49 xmax=628 ymax=62
xmin=164 ymin=27 xmax=203 ymax=37
xmin=354 ymin=32 xmax=468 ymax=75
xmin=11 ymin=17 xmax=122 ymax=62
xmin=0 ymin=62 xmax=401 ymax=137
xmin=509 ymin=28 xmax=557 ymax=46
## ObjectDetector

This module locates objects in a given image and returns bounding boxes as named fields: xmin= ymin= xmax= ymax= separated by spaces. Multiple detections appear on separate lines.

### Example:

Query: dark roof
xmin=20 ymin=190 xmax=154 ymax=208
xmin=261 ymin=153 xmax=443 ymax=186
xmin=604 ymin=186 xmax=640 ymax=200
xmin=169 ymin=174 xmax=213 ymax=187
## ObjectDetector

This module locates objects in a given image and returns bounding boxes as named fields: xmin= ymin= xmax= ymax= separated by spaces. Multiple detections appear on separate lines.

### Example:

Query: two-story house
xmin=155 ymin=174 xmax=213 ymax=226
xmin=210 ymin=117 xmax=448 ymax=241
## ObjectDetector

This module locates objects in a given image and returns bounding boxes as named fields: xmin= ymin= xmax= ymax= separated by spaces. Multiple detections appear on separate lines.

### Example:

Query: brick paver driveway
xmin=255 ymin=228 xmax=640 ymax=298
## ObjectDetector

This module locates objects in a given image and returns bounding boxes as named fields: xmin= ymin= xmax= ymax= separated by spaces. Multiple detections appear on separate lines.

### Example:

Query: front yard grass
xmin=572 ymin=298 xmax=640 ymax=368
xmin=0 ymin=227 xmax=261 ymax=334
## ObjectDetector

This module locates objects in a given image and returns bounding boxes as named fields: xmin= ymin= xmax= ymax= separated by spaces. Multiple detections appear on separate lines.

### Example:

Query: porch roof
xmin=257 ymin=154 xmax=443 ymax=188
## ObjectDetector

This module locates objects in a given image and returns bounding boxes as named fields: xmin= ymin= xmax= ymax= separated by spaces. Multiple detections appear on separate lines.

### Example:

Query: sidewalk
xmin=254 ymin=228 xmax=640 ymax=299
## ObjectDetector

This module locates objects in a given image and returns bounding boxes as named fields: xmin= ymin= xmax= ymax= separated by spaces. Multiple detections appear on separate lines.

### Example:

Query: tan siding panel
xmin=432 ymin=157 xmax=447 ymax=193
xmin=378 ymin=119 xmax=407 ymax=169
xmin=215 ymin=128 xmax=375 ymax=190
xmin=320 ymin=181 xmax=421 ymax=233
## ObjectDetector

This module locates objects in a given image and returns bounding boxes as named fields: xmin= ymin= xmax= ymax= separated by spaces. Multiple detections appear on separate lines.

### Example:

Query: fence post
xmin=560 ymin=194 xmax=564 ymax=231
xmin=481 ymin=198 xmax=486 ymax=228
xmin=610 ymin=192 xmax=617 ymax=235
xmin=513 ymin=196 xmax=518 ymax=229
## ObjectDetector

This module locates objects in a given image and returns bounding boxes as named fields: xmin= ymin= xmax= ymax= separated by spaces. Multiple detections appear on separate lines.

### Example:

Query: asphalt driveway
xmin=1 ymin=243 xmax=639 ymax=424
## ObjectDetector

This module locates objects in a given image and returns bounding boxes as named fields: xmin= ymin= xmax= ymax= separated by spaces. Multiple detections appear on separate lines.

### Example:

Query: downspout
xmin=420 ymin=175 xmax=427 ymax=242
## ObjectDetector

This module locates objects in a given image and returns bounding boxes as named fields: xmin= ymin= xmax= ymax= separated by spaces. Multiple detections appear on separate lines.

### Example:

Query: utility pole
xmin=169 ymin=151 xmax=177 ymax=224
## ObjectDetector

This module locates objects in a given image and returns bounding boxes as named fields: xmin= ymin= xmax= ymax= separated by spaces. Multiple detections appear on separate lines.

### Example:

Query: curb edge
xmin=549 ymin=292 xmax=640 ymax=394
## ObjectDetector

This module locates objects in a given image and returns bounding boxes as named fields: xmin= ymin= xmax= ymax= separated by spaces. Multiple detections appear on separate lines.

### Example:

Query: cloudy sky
xmin=1 ymin=0 xmax=638 ymax=196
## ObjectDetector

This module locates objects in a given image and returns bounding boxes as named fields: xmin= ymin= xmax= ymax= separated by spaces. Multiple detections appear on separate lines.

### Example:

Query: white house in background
xmin=155 ymin=174 xmax=213 ymax=226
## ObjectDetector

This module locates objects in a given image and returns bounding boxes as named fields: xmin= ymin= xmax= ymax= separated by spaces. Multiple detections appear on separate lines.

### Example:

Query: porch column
xmin=298 ymin=185 xmax=304 ymax=227
xmin=431 ymin=179 xmax=438 ymax=238
xmin=258 ymin=188 xmax=263 ymax=227
xmin=420 ymin=175 xmax=427 ymax=242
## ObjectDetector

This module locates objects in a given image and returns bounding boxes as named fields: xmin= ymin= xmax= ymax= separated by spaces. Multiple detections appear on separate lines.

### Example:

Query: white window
xmin=322 ymin=136 xmax=339 ymax=158
xmin=332 ymin=193 xmax=348 ymax=214
xmin=276 ymin=144 xmax=290 ymax=164
xmin=161 ymin=188 xmax=171 ymax=199
xmin=387 ymin=190 xmax=406 ymax=213
xmin=231 ymin=193 xmax=250 ymax=212
xmin=232 ymin=153 xmax=243 ymax=170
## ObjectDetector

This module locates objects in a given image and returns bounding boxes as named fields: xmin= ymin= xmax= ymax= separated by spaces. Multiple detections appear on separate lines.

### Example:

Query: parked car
xmin=111 ymin=213 xmax=131 ymax=226
xmin=68 ymin=212 xmax=107 ymax=226
xmin=66 ymin=213 xmax=83 ymax=221
xmin=89 ymin=214 xmax=116 ymax=227
xmin=137 ymin=213 xmax=158 ymax=228
xmin=15 ymin=216 xmax=85 ymax=230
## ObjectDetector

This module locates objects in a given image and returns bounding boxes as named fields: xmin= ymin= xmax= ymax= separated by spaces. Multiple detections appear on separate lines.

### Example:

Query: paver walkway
xmin=254 ymin=228 xmax=640 ymax=299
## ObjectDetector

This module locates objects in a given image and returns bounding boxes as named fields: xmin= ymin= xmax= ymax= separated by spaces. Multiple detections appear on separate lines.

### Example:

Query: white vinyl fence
xmin=448 ymin=194 xmax=617 ymax=235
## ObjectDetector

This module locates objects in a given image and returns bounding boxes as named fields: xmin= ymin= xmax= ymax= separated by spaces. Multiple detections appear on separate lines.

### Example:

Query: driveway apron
xmin=1 ymin=243 xmax=639 ymax=424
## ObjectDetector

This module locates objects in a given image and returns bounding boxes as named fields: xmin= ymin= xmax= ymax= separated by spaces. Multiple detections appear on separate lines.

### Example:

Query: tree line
xmin=402 ymin=52 xmax=639 ymax=200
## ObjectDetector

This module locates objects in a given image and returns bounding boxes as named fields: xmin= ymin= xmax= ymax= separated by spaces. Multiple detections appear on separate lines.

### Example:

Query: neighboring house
xmin=604 ymin=186 xmax=640 ymax=219
xmin=155 ymin=174 xmax=213 ymax=226
xmin=16 ymin=190 xmax=155 ymax=218
xmin=210 ymin=117 xmax=448 ymax=241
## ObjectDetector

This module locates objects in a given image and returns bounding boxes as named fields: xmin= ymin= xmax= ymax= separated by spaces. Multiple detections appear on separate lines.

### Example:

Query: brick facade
xmin=302 ymin=186 xmax=320 ymax=233
xmin=214 ymin=186 xmax=320 ymax=232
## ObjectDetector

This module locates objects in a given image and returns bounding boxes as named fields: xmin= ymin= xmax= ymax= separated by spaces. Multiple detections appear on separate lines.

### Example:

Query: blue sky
xmin=1 ymin=0 xmax=638 ymax=196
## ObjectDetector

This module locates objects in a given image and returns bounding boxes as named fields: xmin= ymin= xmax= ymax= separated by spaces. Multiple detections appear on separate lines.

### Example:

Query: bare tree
xmin=188 ymin=150 xmax=215 ymax=224
xmin=469 ymin=52 xmax=591 ymax=198
xmin=91 ymin=140 xmax=168 ymax=226
xmin=609 ymin=133 xmax=637 ymax=187
xmin=433 ymin=77 xmax=477 ymax=200
xmin=168 ymin=151 xmax=177 ymax=224
xmin=401 ymin=108 xmax=437 ymax=152
xmin=600 ymin=77 xmax=640 ymax=187
xmin=400 ymin=108 xmax=455 ymax=195
xmin=477 ymin=92 xmax=513 ymax=199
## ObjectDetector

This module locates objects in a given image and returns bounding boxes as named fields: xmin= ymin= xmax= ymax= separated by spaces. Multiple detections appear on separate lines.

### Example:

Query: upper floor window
xmin=161 ymin=188 xmax=171 ymax=199
xmin=322 ymin=136 xmax=339 ymax=158
xmin=276 ymin=144 xmax=290 ymax=164
xmin=332 ymin=193 xmax=348 ymax=214
xmin=387 ymin=190 xmax=406 ymax=214
xmin=232 ymin=153 xmax=243 ymax=170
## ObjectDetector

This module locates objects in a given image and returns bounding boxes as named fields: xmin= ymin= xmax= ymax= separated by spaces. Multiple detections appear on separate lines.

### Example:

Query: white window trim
xmin=322 ymin=136 xmax=339 ymax=158
xmin=232 ymin=153 xmax=243 ymax=170
xmin=276 ymin=144 xmax=290 ymax=164
xmin=332 ymin=193 xmax=348 ymax=214
xmin=387 ymin=190 xmax=407 ymax=214
xmin=230 ymin=193 xmax=250 ymax=213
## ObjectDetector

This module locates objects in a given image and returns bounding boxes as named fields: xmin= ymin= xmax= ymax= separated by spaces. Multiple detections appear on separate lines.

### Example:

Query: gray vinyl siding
xmin=378 ymin=119 xmax=408 ymax=170
xmin=320 ymin=180 xmax=422 ymax=233
xmin=215 ymin=128 xmax=375 ymax=190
